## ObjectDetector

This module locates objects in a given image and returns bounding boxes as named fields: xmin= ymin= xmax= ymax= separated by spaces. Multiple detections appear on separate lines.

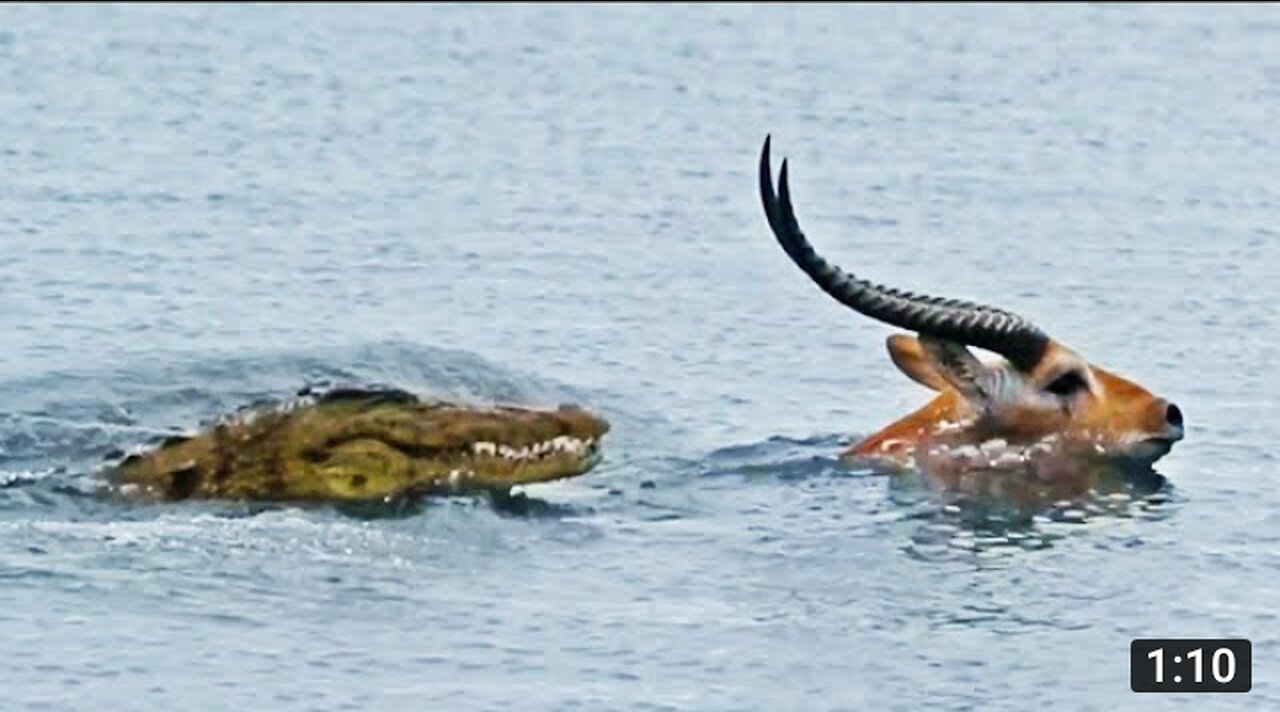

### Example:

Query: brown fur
xmin=847 ymin=336 xmax=1180 ymax=469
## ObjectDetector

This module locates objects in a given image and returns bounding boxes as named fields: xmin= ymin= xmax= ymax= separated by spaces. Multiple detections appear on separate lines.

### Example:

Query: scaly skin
xmin=108 ymin=388 xmax=609 ymax=503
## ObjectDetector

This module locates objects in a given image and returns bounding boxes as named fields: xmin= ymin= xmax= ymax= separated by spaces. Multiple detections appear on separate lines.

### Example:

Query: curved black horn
xmin=759 ymin=135 xmax=1049 ymax=371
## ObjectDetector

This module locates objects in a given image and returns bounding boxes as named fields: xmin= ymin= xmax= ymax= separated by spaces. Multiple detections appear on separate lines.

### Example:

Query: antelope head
xmin=759 ymin=136 xmax=1184 ymax=474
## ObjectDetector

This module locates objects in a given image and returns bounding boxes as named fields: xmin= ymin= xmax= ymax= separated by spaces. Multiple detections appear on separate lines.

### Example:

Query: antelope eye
xmin=1045 ymin=370 xmax=1088 ymax=397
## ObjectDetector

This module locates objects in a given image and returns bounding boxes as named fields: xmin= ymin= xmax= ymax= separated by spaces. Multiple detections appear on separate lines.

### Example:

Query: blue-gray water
xmin=1 ymin=4 xmax=1276 ymax=710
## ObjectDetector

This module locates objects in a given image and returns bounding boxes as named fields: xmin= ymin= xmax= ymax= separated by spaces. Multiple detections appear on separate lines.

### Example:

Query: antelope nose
xmin=1166 ymin=403 xmax=1183 ymax=428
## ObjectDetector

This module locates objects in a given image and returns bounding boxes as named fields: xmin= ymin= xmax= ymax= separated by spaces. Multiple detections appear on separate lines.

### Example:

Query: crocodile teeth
xmin=562 ymin=436 xmax=587 ymax=455
xmin=470 ymin=436 xmax=595 ymax=461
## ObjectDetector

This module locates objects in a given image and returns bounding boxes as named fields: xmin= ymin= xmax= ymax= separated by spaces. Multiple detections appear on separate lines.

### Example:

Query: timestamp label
xmin=1131 ymin=639 xmax=1251 ymax=693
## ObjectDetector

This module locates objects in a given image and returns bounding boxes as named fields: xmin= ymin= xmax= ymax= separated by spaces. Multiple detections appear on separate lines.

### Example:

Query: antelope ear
xmin=915 ymin=336 xmax=997 ymax=405
xmin=886 ymin=334 xmax=950 ymax=392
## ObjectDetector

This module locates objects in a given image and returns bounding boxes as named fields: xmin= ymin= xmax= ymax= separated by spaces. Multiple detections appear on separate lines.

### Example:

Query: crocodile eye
xmin=1045 ymin=370 xmax=1088 ymax=397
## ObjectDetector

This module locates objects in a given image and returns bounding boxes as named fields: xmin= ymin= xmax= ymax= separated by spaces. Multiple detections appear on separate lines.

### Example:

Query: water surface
xmin=1 ymin=4 xmax=1277 ymax=710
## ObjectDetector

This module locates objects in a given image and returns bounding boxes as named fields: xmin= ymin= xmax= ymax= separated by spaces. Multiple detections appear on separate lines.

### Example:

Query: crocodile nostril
xmin=1166 ymin=403 xmax=1183 ymax=428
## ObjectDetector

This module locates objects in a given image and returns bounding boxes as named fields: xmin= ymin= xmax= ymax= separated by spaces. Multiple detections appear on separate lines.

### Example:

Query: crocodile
xmin=107 ymin=387 xmax=609 ymax=503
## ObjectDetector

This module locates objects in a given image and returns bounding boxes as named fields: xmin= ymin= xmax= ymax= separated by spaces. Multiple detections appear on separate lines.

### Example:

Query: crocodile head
xmin=108 ymin=387 xmax=610 ymax=503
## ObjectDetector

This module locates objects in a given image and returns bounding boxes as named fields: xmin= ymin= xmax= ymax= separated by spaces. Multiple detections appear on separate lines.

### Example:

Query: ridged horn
xmin=759 ymin=135 xmax=1049 ymax=371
